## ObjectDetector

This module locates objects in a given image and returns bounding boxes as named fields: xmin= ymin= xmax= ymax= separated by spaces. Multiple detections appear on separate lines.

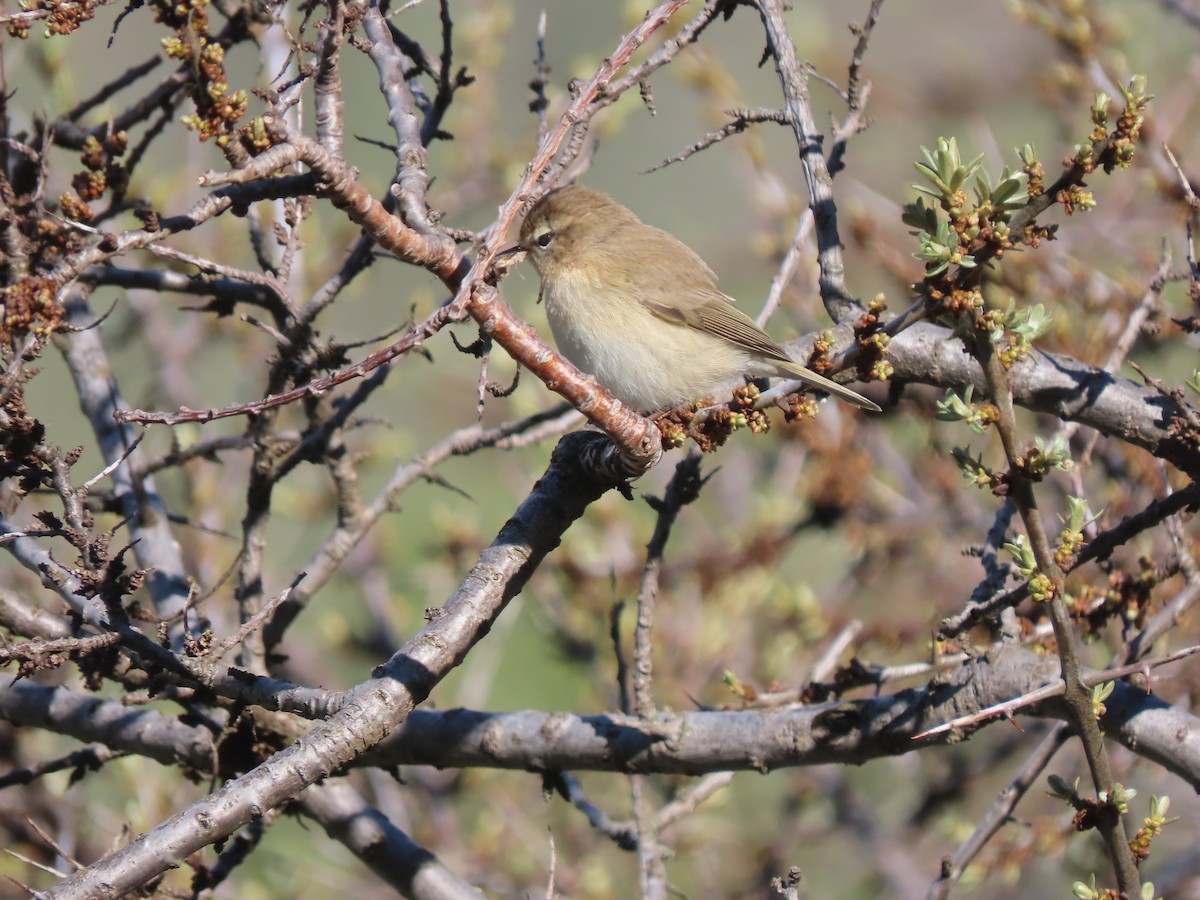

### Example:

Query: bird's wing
xmin=640 ymin=289 xmax=792 ymax=363
xmin=641 ymin=287 xmax=881 ymax=411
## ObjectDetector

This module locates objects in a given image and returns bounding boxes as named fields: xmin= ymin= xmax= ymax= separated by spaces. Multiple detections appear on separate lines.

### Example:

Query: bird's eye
xmin=536 ymin=231 xmax=554 ymax=248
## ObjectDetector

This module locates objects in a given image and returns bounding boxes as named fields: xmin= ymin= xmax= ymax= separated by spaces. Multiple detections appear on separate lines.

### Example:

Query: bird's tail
xmin=774 ymin=360 xmax=881 ymax=412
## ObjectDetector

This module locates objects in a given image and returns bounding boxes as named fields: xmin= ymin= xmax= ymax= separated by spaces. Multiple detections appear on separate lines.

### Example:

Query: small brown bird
xmin=509 ymin=185 xmax=880 ymax=414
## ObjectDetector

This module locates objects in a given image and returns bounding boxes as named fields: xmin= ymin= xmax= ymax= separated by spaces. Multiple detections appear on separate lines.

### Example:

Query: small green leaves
xmin=1099 ymin=782 xmax=1136 ymax=815
xmin=1059 ymin=496 xmax=1095 ymax=535
xmin=1147 ymin=794 xmax=1178 ymax=827
xmin=900 ymin=196 xmax=939 ymax=233
xmin=1004 ymin=301 xmax=1052 ymax=341
xmin=1129 ymin=793 xmax=1179 ymax=875
xmin=1081 ymin=74 xmax=1152 ymax=173
xmin=995 ymin=299 xmax=1053 ymax=366
xmin=1047 ymin=773 xmax=1080 ymax=802
xmin=1055 ymin=496 xmax=1098 ymax=568
xmin=1016 ymin=143 xmax=1045 ymax=199
xmin=913 ymin=219 xmax=975 ymax=276
xmin=1003 ymin=533 xmax=1037 ymax=578
xmin=1024 ymin=434 xmax=1073 ymax=477
xmin=1113 ymin=74 xmax=1153 ymax=169
xmin=913 ymin=136 xmax=984 ymax=211
xmin=973 ymin=165 xmax=1029 ymax=218
xmin=1002 ymin=532 xmax=1055 ymax=599
xmin=1186 ymin=369 xmax=1200 ymax=396
xmin=936 ymin=386 xmax=974 ymax=424
xmin=723 ymin=668 xmax=752 ymax=700
xmin=951 ymin=447 xmax=994 ymax=488
xmin=1091 ymin=680 xmax=1114 ymax=719
xmin=1120 ymin=73 xmax=1153 ymax=111
xmin=906 ymin=137 xmax=1030 ymax=278
xmin=1072 ymin=876 xmax=1158 ymax=900
xmin=935 ymin=386 xmax=993 ymax=435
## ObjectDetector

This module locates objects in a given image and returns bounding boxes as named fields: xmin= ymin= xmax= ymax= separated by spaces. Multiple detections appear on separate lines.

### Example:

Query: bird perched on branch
xmin=504 ymin=184 xmax=880 ymax=414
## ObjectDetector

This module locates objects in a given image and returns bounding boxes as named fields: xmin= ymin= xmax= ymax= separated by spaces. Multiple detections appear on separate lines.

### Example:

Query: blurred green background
xmin=3 ymin=1 xmax=1199 ymax=897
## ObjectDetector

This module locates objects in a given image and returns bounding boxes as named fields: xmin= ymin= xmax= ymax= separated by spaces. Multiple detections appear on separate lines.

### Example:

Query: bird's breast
xmin=540 ymin=272 xmax=749 ymax=411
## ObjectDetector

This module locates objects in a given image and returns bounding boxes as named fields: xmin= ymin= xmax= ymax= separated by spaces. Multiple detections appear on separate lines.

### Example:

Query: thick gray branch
xmin=58 ymin=293 xmax=191 ymax=626
xmin=885 ymin=321 xmax=1200 ymax=478
xmin=0 ymin=682 xmax=214 ymax=770
xmin=42 ymin=433 xmax=611 ymax=899
xmin=359 ymin=647 xmax=1200 ymax=789
xmin=300 ymin=781 xmax=486 ymax=900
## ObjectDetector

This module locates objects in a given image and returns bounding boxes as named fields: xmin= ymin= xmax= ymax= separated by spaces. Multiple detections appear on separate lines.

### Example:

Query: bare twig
xmin=630 ymin=775 xmax=667 ymax=900
xmin=632 ymin=453 xmax=706 ymax=717
xmin=756 ymin=0 xmax=858 ymax=322
xmin=0 ymin=744 xmax=128 ymax=790
xmin=644 ymin=107 xmax=790 ymax=174
xmin=546 ymin=772 xmax=636 ymax=850
xmin=530 ymin=11 xmax=551 ymax=139
xmin=925 ymin=725 xmax=1069 ymax=899
xmin=827 ymin=0 xmax=885 ymax=177
xmin=976 ymin=333 xmax=1139 ymax=891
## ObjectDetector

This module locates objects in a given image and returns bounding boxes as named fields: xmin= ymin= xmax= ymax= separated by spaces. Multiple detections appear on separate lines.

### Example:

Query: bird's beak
xmin=484 ymin=241 xmax=528 ymax=283
xmin=489 ymin=243 xmax=528 ymax=282
xmin=496 ymin=243 xmax=528 ymax=265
